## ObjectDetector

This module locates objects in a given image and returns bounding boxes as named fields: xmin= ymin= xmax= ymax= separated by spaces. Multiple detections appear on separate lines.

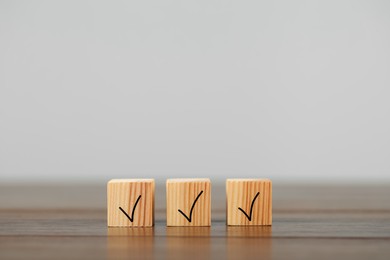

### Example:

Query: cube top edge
xmin=108 ymin=179 xmax=155 ymax=184
xmin=166 ymin=178 xmax=210 ymax=183
xmin=226 ymin=178 xmax=271 ymax=183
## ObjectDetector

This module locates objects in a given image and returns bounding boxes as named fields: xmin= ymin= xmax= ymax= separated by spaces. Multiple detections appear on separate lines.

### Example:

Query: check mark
xmin=238 ymin=192 xmax=260 ymax=221
xmin=178 ymin=190 xmax=203 ymax=223
xmin=119 ymin=195 xmax=141 ymax=222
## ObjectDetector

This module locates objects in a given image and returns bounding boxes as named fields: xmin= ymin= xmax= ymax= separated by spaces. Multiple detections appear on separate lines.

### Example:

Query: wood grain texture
xmin=166 ymin=178 xmax=211 ymax=226
xmin=226 ymin=179 xmax=272 ymax=226
xmin=1 ymin=184 xmax=390 ymax=260
xmin=107 ymin=179 xmax=154 ymax=227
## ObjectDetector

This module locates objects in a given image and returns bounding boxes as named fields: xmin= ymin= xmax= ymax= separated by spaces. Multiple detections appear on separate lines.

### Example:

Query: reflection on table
xmin=107 ymin=227 xmax=155 ymax=259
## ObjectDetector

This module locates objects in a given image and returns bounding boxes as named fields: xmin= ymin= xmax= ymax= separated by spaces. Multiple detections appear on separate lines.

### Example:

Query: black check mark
xmin=178 ymin=190 xmax=203 ymax=223
xmin=119 ymin=195 xmax=141 ymax=222
xmin=238 ymin=192 xmax=260 ymax=221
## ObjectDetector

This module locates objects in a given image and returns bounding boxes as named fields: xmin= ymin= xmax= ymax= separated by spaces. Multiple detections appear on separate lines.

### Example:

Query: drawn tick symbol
xmin=119 ymin=195 xmax=141 ymax=222
xmin=178 ymin=190 xmax=204 ymax=223
xmin=238 ymin=192 xmax=260 ymax=221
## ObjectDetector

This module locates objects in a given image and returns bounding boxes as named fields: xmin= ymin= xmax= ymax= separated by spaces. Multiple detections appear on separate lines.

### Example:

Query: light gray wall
xmin=1 ymin=0 xmax=390 ymax=183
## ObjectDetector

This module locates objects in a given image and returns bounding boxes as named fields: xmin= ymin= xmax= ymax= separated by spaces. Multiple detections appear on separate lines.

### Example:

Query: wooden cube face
xmin=107 ymin=179 xmax=155 ymax=227
xmin=166 ymin=179 xmax=211 ymax=226
xmin=226 ymin=179 xmax=272 ymax=226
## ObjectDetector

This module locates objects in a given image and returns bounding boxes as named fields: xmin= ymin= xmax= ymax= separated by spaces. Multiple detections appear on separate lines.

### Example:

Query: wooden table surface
xmin=0 ymin=183 xmax=389 ymax=259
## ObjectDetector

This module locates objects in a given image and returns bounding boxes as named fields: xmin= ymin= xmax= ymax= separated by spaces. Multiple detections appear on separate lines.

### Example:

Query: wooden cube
xmin=166 ymin=178 xmax=211 ymax=226
xmin=107 ymin=179 xmax=155 ymax=227
xmin=226 ymin=179 xmax=272 ymax=226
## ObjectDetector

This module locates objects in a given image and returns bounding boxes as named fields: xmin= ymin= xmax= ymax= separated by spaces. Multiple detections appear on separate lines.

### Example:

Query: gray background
xmin=1 ymin=0 xmax=389 ymax=183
